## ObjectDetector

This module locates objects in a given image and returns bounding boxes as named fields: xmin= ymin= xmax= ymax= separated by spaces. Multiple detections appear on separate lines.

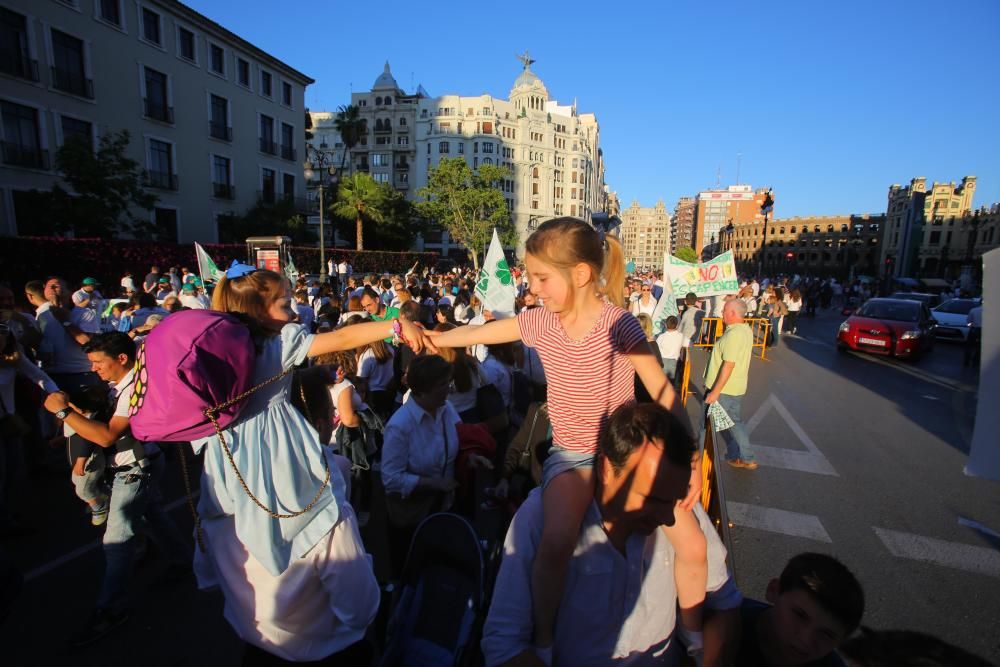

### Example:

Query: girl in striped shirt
xmin=426 ymin=218 xmax=706 ymax=661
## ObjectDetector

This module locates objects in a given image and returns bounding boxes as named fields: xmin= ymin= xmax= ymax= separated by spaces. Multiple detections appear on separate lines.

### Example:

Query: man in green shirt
xmin=361 ymin=287 xmax=400 ymax=343
xmin=704 ymin=299 xmax=757 ymax=469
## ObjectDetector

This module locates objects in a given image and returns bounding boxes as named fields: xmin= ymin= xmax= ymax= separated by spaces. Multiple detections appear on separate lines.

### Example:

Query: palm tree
xmin=332 ymin=173 xmax=383 ymax=251
xmin=333 ymin=104 xmax=366 ymax=176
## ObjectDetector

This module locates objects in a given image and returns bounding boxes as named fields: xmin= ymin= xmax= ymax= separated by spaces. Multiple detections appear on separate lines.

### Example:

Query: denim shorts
xmin=541 ymin=446 xmax=596 ymax=489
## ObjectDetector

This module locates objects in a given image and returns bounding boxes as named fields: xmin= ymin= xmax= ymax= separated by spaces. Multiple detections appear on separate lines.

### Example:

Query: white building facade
xmin=0 ymin=0 xmax=312 ymax=242
xmin=619 ymin=199 xmax=671 ymax=269
xmin=309 ymin=55 xmax=607 ymax=257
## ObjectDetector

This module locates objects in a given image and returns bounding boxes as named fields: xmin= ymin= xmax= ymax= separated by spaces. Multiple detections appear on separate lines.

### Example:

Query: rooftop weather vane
xmin=516 ymin=51 xmax=535 ymax=70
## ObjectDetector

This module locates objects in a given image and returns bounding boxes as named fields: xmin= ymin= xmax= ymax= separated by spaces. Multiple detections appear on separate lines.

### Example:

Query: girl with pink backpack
xmin=132 ymin=262 xmax=424 ymax=662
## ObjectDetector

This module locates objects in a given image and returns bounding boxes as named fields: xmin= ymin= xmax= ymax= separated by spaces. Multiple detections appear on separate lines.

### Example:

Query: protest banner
xmin=666 ymin=250 xmax=739 ymax=297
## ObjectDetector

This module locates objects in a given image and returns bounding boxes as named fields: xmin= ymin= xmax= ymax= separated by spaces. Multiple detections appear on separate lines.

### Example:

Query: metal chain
xmin=176 ymin=443 xmax=206 ymax=553
xmin=204 ymin=368 xmax=331 ymax=520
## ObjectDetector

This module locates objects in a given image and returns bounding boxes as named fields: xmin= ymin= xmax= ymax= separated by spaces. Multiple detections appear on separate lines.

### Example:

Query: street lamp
xmin=304 ymin=146 xmax=338 ymax=283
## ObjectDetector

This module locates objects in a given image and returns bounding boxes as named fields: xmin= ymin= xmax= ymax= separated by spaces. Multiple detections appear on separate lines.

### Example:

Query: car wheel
xmin=837 ymin=342 xmax=848 ymax=353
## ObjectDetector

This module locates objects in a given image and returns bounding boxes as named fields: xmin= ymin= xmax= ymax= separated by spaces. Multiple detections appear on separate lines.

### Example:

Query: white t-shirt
xmin=357 ymin=348 xmax=395 ymax=392
xmin=179 ymin=293 xmax=207 ymax=309
xmin=110 ymin=369 xmax=160 ymax=467
xmin=787 ymin=297 xmax=803 ymax=312
xmin=328 ymin=380 xmax=368 ymax=441
xmin=656 ymin=330 xmax=684 ymax=361
xmin=72 ymin=288 xmax=101 ymax=308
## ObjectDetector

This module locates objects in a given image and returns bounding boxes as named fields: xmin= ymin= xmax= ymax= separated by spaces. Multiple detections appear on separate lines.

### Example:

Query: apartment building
xmin=672 ymin=196 xmax=695 ymax=251
xmin=881 ymin=176 xmax=976 ymax=277
xmin=694 ymin=185 xmax=769 ymax=259
xmin=619 ymin=199 xmax=670 ymax=269
xmin=720 ymin=213 xmax=885 ymax=279
xmin=310 ymin=56 xmax=607 ymax=257
xmin=0 ymin=0 xmax=312 ymax=242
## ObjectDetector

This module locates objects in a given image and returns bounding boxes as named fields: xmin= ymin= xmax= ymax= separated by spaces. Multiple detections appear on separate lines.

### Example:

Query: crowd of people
xmin=0 ymin=219 xmax=990 ymax=666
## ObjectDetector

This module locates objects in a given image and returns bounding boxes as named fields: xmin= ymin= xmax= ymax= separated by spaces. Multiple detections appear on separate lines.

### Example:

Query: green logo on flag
xmin=494 ymin=259 xmax=512 ymax=286
xmin=477 ymin=269 xmax=489 ymax=293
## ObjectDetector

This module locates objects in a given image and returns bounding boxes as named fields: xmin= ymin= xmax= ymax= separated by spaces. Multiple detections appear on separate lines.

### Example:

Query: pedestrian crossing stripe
xmin=727 ymin=502 xmax=832 ymax=543
xmin=873 ymin=527 xmax=1000 ymax=579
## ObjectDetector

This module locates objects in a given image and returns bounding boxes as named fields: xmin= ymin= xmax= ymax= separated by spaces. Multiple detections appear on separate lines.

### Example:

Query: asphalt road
xmin=2 ymin=306 xmax=996 ymax=665
xmin=683 ymin=306 xmax=998 ymax=662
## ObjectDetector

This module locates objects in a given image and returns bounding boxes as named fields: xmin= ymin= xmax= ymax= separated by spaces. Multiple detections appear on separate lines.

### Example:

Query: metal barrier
xmin=692 ymin=317 xmax=724 ymax=348
xmin=701 ymin=417 xmax=736 ymax=575
xmin=745 ymin=317 xmax=772 ymax=361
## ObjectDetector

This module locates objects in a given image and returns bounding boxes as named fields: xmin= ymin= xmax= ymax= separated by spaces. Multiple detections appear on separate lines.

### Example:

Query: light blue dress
xmin=192 ymin=323 xmax=348 ymax=577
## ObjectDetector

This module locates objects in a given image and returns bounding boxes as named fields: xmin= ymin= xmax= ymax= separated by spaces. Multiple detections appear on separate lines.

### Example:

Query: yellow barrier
xmin=745 ymin=317 xmax=772 ymax=361
xmin=692 ymin=317 xmax=724 ymax=348
xmin=679 ymin=347 xmax=692 ymax=407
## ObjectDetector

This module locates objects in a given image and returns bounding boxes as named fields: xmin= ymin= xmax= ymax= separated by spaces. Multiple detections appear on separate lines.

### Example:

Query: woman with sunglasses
xmin=630 ymin=282 xmax=658 ymax=317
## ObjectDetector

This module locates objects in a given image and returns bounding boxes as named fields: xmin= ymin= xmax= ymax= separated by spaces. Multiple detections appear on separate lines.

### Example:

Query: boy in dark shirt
xmin=738 ymin=552 xmax=864 ymax=667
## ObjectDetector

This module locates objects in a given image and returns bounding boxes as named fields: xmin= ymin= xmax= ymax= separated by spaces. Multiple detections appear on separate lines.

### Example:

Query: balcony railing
xmin=209 ymin=121 xmax=232 ymax=141
xmin=258 ymin=189 xmax=276 ymax=204
xmin=395 ymin=162 xmax=409 ymax=170
xmin=259 ymin=138 xmax=277 ymax=155
xmin=1 ymin=142 xmax=49 ymax=169
xmin=373 ymin=126 xmax=392 ymax=134
xmin=144 ymin=98 xmax=174 ymax=123
xmin=145 ymin=170 xmax=178 ymax=190
xmin=0 ymin=54 xmax=39 ymax=82
xmin=51 ymin=66 xmax=94 ymax=98
xmin=213 ymin=182 xmax=235 ymax=199
xmin=280 ymin=145 xmax=296 ymax=161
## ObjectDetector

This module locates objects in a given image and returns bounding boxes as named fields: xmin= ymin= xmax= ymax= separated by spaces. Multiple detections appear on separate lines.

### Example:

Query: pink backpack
xmin=129 ymin=310 xmax=257 ymax=442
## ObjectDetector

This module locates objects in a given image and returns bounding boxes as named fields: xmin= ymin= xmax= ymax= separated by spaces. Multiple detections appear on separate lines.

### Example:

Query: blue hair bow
xmin=226 ymin=260 xmax=257 ymax=279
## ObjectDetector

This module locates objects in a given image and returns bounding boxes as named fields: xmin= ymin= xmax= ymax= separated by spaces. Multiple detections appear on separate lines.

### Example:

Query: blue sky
xmin=188 ymin=0 xmax=1000 ymax=218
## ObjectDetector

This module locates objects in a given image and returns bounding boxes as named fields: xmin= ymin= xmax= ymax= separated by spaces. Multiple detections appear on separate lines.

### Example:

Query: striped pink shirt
xmin=518 ymin=302 xmax=648 ymax=454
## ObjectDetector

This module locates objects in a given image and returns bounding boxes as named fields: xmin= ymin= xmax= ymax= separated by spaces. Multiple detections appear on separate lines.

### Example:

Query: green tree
xmin=216 ymin=197 xmax=317 ymax=245
xmin=674 ymin=246 xmax=699 ymax=263
xmin=332 ymin=173 xmax=384 ymax=251
xmin=416 ymin=158 xmax=514 ymax=270
xmin=333 ymin=105 xmax=366 ymax=176
xmin=33 ymin=130 xmax=158 ymax=237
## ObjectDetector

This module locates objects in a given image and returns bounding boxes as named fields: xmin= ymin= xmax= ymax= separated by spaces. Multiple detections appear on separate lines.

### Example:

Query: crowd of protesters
xmin=0 ymin=219 xmax=989 ymax=666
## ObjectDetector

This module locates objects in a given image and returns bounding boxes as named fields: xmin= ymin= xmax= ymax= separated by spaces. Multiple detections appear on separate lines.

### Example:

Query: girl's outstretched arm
xmin=308 ymin=319 xmax=424 ymax=357
xmin=425 ymin=316 xmax=522 ymax=348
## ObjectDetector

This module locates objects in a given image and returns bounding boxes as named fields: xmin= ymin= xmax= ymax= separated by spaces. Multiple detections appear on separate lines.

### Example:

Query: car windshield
xmin=858 ymin=301 xmax=919 ymax=322
xmin=936 ymin=299 xmax=977 ymax=315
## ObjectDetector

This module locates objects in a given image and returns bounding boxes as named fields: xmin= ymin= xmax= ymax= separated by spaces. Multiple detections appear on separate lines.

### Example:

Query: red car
xmin=837 ymin=298 xmax=937 ymax=360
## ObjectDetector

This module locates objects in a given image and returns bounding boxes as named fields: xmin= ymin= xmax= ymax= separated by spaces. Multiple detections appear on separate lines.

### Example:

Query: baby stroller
xmin=379 ymin=513 xmax=486 ymax=667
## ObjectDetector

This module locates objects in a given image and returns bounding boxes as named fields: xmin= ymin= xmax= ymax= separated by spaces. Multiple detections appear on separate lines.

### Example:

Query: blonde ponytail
xmin=600 ymin=234 xmax=626 ymax=308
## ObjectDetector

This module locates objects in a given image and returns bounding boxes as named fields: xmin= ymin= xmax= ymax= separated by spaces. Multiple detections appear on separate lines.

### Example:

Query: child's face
xmin=525 ymin=253 xmax=572 ymax=313
xmin=265 ymin=287 xmax=295 ymax=331
xmin=764 ymin=587 xmax=849 ymax=666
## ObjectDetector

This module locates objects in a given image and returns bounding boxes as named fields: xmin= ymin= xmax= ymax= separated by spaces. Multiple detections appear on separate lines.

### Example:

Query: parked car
xmin=888 ymin=291 xmax=943 ymax=309
xmin=930 ymin=298 xmax=982 ymax=341
xmin=837 ymin=298 xmax=937 ymax=360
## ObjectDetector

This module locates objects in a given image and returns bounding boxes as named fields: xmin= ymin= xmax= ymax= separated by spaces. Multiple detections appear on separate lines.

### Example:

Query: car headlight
xmin=900 ymin=330 xmax=921 ymax=340
xmin=839 ymin=322 xmax=850 ymax=332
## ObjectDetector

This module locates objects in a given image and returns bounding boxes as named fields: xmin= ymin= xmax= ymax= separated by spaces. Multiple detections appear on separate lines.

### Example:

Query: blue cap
xmin=226 ymin=260 xmax=257 ymax=280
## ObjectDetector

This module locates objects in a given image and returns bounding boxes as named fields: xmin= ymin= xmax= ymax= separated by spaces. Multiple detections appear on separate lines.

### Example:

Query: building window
xmin=439 ymin=141 xmax=449 ymax=154
xmin=282 ymin=172 xmax=295 ymax=197
xmin=457 ymin=142 xmax=464 ymax=154
xmin=143 ymin=66 xmax=172 ymax=122
xmin=153 ymin=207 xmax=178 ymax=242
xmin=397 ymin=135 xmax=409 ymax=146
xmin=1 ymin=101 xmax=47 ymax=169
xmin=280 ymin=122 xmax=295 ymax=160
xmin=212 ymin=155 xmax=233 ymax=199
xmin=141 ymin=7 xmax=161 ymax=45
xmin=261 ymin=167 xmax=276 ymax=203
xmin=237 ymin=58 xmax=250 ymax=87
xmin=282 ymin=82 xmax=292 ymax=107
xmin=260 ymin=70 xmax=272 ymax=97
xmin=51 ymin=30 xmax=93 ymax=98
xmin=209 ymin=43 xmax=225 ymax=76
xmin=177 ymin=27 xmax=196 ymax=62
xmin=209 ymin=94 xmax=230 ymax=140
xmin=97 ymin=0 xmax=122 ymax=26
xmin=0 ymin=9 xmax=38 ymax=82
xmin=60 ymin=115 xmax=92 ymax=149
xmin=146 ymin=138 xmax=176 ymax=189
xmin=372 ymin=153 xmax=390 ymax=167
xmin=482 ymin=142 xmax=494 ymax=154
xmin=373 ymin=172 xmax=389 ymax=184
xmin=258 ymin=115 xmax=275 ymax=154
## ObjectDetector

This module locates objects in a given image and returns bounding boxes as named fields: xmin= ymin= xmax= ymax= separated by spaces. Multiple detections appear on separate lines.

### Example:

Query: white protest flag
xmin=284 ymin=249 xmax=299 ymax=283
xmin=651 ymin=252 xmax=679 ymax=334
xmin=194 ymin=242 xmax=224 ymax=283
xmin=474 ymin=228 xmax=516 ymax=318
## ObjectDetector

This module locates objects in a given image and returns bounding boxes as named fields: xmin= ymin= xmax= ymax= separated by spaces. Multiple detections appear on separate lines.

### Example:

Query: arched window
xmin=532 ymin=167 xmax=539 ymax=178
xmin=827 ymin=224 xmax=834 ymax=233
xmin=814 ymin=225 xmax=821 ymax=233
xmin=375 ymin=96 xmax=382 ymax=105
xmin=779 ymin=227 xmax=785 ymax=235
xmin=374 ymin=119 xmax=383 ymax=131
xmin=385 ymin=96 xmax=392 ymax=105
xmin=790 ymin=226 xmax=796 ymax=233
xmin=382 ymin=117 xmax=391 ymax=128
